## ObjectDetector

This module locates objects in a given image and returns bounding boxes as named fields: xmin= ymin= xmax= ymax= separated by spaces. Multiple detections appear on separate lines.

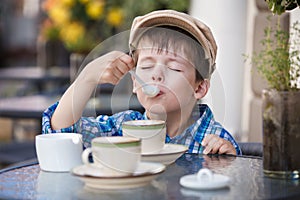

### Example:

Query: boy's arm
xmin=51 ymin=51 xmax=134 ymax=130
xmin=201 ymin=134 xmax=237 ymax=155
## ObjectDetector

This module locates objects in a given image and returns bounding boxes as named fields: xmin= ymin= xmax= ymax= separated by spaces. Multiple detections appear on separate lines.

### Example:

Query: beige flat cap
xmin=129 ymin=9 xmax=217 ymax=73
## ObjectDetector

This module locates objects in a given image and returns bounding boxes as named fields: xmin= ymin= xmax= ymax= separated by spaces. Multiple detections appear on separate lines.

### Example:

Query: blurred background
xmin=0 ymin=0 xmax=299 ymax=168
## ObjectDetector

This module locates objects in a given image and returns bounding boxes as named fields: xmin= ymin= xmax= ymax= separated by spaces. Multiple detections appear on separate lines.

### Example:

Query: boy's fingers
xmin=119 ymin=53 xmax=134 ymax=68
xmin=218 ymin=144 xmax=230 ymax=154
xmin=113 ymin=59 xmax=129 ymax=75
xmin=219 ymin=142 xmax=237 ymax=155
xmin=112 ymin=55 xmax=134 ymax=77
xmin=201 ymin=135 xmax=211 ymax=154
xmin=202 ymin=135 xmax=218 ymax=154
xmin=211 ymin=140 xmax=223 ymax=154
xmin=201 ymin=134 xmax=212 ymax=146
xmin=202 ymin=135 xmax=236 ymax=155
xmin=102 ymin=70 xmax=119 ymax=84
xmin=202 ymin=134 xmax=218 ymax=145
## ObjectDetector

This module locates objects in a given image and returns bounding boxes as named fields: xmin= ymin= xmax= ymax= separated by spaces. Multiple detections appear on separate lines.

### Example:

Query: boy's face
xmin=133 ymin=45 xmax=203 ymax=115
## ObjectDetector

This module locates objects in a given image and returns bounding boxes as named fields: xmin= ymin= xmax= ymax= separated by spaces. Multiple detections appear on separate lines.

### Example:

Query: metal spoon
xmin=129 ymin=70 xmax=160 ymax=97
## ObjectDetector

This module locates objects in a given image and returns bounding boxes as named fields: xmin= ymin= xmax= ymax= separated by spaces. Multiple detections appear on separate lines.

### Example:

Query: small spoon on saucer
xmin=129 ymin=70 xmax=160 ymax=97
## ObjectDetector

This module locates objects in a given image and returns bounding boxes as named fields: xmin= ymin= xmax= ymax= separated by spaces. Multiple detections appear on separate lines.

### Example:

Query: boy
xmin=42 ymin=10 xmax=241 ymax=155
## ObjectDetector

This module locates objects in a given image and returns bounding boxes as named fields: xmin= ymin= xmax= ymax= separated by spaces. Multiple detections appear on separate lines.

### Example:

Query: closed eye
xmin=140 ymin=66 xmax=153 ymax=70
xmin=168 ymin=66 xmax=183 ymax=72
xmin=137 ymin=63 xmax=153 ymax=70
xmin=168 ymin=62 xmax=184 ymax=72
xmin=170 ymin=68 xmax=182 ymax=72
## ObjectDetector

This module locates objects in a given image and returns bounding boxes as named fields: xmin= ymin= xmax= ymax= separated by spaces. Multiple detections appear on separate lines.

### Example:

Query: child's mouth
xmin=153 ymin=90 xmax=164 ymax=97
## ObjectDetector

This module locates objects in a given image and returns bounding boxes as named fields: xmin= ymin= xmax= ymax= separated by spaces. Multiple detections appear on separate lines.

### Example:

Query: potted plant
xmin=265 ymin=0 xmax=300 ymax=15
xmin=249 ymin=11 xmax=300 ymax=178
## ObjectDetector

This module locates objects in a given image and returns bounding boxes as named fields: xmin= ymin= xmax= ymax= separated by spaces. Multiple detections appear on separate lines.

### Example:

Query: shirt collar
xmin=143 ymin=104 xmax=213 ymax=142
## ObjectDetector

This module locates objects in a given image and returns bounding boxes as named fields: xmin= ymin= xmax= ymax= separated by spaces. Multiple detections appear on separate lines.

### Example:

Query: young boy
xmin=42 ymin=10 xmax=241 ymax=155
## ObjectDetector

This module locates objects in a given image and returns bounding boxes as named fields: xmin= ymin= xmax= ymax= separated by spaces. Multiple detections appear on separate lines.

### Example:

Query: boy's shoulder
xmin=195 ymin=104 xmax=214 ymax=119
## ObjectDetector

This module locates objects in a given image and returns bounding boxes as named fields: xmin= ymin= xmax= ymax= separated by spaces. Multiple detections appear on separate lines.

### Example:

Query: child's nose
xmin=152 ymin=76 xmax=163 ymax=82
xmin=151 ymin=65 xmax=164 ymax=82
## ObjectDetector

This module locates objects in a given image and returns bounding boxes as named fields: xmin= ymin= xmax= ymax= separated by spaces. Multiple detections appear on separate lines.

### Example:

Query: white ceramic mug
xmin=36 ymin=133 xmax=83 ymax=172
xmin=122 ymin=120 xmax=166 ymax=154
xmin=81 ymin=136 xmax=141 ymax=175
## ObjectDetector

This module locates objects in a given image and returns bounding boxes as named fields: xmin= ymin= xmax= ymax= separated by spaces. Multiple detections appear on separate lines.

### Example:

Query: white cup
xmin=81 ymin=136 xmax=141 ymax=175
xmin=36 ymin=133 xmax=83 ymax=172
xmin=122 ymin=120 xmax=166 ymax=154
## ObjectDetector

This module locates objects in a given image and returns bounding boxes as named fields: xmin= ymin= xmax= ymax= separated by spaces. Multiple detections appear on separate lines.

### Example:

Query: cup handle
xmin=81 ymin=148 xmax=92 ymax=165
xmin=197 ymin=168 xmax=213 ymax=182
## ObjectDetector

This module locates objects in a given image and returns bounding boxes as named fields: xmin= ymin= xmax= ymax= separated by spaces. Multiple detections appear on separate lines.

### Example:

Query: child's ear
xmin=194 ymin=79 xmax=210 ymax=99
xmin=131 ymin=74 xmax=137 ymax=93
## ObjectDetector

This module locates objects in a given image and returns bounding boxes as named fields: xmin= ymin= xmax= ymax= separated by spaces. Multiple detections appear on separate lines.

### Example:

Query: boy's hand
xmin=51 ymin=51 xmax=134 ymax=129
xmin=201 ymin=134 xmax=236 ymax=155
xmin=83 ymin=51 xmax=134 ymax=85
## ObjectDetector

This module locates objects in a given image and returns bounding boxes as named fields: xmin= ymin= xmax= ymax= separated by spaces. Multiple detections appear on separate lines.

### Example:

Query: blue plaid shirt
xmin=42 ymin=102 xmax=241 ymax=155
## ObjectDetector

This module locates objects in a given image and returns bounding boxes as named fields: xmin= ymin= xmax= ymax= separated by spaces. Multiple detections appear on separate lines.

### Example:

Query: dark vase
xmin=262 ymin=89 xmax=300 ymax=179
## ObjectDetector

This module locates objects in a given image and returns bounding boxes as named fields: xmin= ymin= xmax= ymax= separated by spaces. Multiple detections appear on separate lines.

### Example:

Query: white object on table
xmin=36 ymin=133 xmax=83 ymax=172
xmin=179 ymin=168 xmax=230 ymax=190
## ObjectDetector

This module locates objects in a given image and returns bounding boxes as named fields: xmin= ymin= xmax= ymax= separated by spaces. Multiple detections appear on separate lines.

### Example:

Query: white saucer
xmin=142 ymin=144 xmax=188 ymax=165
xmin=180 ymin=169 xmax=230 ymax=190
xmin=72 ymin=162 xmax=166 ymax=189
